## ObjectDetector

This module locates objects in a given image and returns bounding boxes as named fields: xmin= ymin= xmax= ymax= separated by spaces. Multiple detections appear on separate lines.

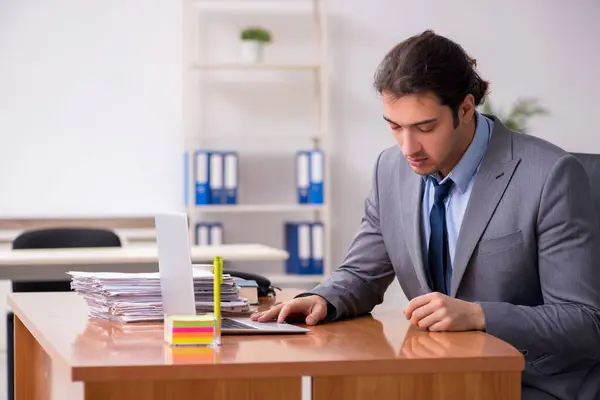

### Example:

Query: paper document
xmin=67 ymin=270 xmax=252 ymax=323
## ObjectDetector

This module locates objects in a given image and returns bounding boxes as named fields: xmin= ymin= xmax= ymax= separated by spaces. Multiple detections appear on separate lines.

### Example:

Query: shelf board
xmin=185 ymin=134 xmax=324 ymax=142
xmin=0 ymin=244 xmax=289 ymax=266
xmin=193 ymin=204 xmax=324 ymax=213
xmin=191 ymin=63 xmax=320 ymax=71
xmin=191 ymin=243 xmax=289 ymax=262
xmin=192 ymin=0 xmax=318 ymax=13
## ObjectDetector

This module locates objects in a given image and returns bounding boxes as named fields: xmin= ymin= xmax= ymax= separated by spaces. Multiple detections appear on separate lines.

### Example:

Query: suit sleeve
xmin=479 ymin=154 xmax=600 ymax=373
xmin=296 ymin=151 xmax=396 ymax=320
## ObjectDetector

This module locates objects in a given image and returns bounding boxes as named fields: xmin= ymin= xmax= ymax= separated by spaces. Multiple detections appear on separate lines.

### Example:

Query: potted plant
xmin=240 ymin=26 xmax=272 ymax=63
xmin=480 ymin=96 xmax=549 ymax=133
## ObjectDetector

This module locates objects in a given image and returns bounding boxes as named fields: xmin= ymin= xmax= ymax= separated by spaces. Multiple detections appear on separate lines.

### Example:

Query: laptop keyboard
xmin=222 ymin=318 xmax=257 ymax=330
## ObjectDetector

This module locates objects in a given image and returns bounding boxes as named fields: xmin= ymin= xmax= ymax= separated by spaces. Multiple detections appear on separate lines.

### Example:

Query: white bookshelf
xmin=182 ymin=0 xmax=331 ymax=286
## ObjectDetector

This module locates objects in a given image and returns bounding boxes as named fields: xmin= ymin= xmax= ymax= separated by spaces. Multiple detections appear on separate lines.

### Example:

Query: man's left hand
xmin=403 ymin=292 xmax=486 ymax=332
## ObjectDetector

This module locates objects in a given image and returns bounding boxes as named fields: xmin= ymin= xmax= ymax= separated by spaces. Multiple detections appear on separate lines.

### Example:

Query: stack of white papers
xmin=67 ymin=269 xmax=252 ymax=323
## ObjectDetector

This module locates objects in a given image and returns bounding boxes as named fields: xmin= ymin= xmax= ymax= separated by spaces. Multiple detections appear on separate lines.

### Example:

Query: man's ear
xmin=459 ymin=94 xmax=476 ymax=121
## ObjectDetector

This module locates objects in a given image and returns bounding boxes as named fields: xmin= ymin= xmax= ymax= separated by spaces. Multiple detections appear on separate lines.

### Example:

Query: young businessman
xmin=252 ymin=30 xmax=600 ymax=399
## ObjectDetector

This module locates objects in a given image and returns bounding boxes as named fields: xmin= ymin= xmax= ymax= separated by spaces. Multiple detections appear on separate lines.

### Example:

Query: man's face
xmin=382 ymin=90 xmax=475 ymax=178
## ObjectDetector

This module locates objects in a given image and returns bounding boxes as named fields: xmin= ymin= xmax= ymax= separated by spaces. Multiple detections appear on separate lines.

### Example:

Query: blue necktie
xmin=428 ymin=178 xmax=454 ymax=294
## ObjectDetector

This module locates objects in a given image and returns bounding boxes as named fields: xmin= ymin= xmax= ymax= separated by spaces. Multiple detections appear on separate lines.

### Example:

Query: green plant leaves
xmin=480 ymin=97 xmax=549 ymax=133
xmin=240 ymin=27 xmax=272 ymax=43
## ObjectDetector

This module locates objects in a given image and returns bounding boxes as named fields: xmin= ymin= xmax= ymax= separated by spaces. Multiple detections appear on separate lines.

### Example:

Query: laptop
xmin=154 ymin=212 xmax=310 ymax=334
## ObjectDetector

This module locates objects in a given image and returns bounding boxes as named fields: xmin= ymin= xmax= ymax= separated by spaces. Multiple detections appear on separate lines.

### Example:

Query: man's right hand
xmin=250 ymin=295 xmax=328 ymax=325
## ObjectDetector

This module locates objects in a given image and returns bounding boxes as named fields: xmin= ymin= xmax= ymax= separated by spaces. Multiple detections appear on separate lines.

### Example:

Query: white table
xmin=0 ymin=244 xmax=289 ymax=281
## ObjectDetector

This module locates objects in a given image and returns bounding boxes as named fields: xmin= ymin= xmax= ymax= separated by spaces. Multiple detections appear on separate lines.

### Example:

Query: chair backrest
xmin=12 ymin=227 xmax=122 ymax=249
xmin=571 ymin=152 xmax=600 ymax=228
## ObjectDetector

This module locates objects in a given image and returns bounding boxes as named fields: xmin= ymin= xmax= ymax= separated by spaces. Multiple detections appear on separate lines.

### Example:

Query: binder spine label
xmin=309 ymin=150 xmax=324 ymax=204
xmin=195 ymin=223 xmax=210 ymax=246
xmin=210 ymin=223 xmax=223 ymax=245
xmin=311 ymin=222 xmax=324 ymax=274
xmin=209 ymin=152 xmax=224 ymax=204
xmin=194 ymin=151 xmax=210 ymax=205
xmin=224 ymin=152 xmax=238 ymax=205
xmin=296 ymin=151 xmax=310 ymax=204
xmin=298 ymin=223 xmax=311 ymax=272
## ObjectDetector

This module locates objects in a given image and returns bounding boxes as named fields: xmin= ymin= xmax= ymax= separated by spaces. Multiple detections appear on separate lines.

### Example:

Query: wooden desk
xmin=9 ymin=289 xmax=524 ymax=400
xmin=0 ymin=244 xmax=288 ymax=281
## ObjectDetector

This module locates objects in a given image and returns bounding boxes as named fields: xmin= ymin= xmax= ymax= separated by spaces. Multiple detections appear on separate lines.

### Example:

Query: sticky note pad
xmin=165 ymin=345 xmax=217 ymax=364
xmin=164 ymin=314 xmax=217 ymax=347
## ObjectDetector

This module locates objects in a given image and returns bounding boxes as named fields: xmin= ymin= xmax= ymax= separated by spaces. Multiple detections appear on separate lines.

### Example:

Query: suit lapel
xmin=450 ymin=120 xmax=521 ymax=297
xmin=398 ymin=165 xmax=430 ymax=292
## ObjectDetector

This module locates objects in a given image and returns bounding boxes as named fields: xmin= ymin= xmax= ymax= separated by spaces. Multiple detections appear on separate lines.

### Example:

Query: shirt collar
xmin=424 ymin=111 xmax=493 ymax=194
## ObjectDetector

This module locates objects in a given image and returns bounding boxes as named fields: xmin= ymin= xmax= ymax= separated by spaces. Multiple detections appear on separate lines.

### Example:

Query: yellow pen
xmin=213 ymin=255 xmax=223 ymax=346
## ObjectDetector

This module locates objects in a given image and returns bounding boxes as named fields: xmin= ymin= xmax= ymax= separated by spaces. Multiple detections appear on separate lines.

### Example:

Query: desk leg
xmin=84 ymin=378 xmax=301 ymax=400
xmin=312 ymin=372 xmax=521 ymax=400
xmin=14 ymin=316 xmax=51 ymax=400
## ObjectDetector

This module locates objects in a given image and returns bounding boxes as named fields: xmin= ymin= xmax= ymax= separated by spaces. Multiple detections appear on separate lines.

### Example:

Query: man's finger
xmin=404 ymin=293 xmax=434 ymax=319
xmin=428 ymin=317 xmax=451 ymax=332
xmin=257 ymin=304 xmax=284 ymax=322
xmin=415 ymin=308 xmax=444 ymax=330
xmin=409 ymin=301 xmax=437 ymax=327
xmin=250 ymin=311 xmax=261 ymax=321
xmin=277 ymin=303 xmax=296 ymax=323
xmin=306 ymin=300 xmax=326 ymax=325
xmin=250 ymin=309 xmax=269 ymax=321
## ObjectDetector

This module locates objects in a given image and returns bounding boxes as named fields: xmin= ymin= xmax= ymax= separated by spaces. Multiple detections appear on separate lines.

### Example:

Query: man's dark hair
xmin=373 ymin=30 xmax=489 ymax=126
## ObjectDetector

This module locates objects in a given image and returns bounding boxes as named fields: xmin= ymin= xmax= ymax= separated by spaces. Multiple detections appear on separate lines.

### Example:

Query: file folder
xmin=284 ymin=222 xmax=312 ymax=274
xmin=309 ymin=149 xmax=324 ymax=204
xmin=295 ymin=150 xmax=310 ymax=204
xmin=194 ymin=150 xmax=211 ymax=205
xmin=209 ymin=152 xmax=224 ymax=204
xmin=195 ymin=222 xmax=224 ymax=246
xmin=223 ymin=151 xmax=238 ymax=204
xmin=310 ymin=222 xmax=324 ymax=274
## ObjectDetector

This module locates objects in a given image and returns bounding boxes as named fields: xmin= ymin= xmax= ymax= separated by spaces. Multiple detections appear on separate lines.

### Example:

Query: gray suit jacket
xmin=305 ymin=116 xmax=600 ymax=399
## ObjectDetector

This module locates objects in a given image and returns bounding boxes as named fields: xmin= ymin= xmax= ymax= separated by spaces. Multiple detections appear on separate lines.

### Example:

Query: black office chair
xmin=6 ymin=227 xmax=121 ymax=400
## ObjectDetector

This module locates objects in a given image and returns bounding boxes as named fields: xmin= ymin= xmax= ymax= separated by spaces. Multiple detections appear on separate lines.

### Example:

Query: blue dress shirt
xmin=420 ymin=111 xmax=494 ymax=272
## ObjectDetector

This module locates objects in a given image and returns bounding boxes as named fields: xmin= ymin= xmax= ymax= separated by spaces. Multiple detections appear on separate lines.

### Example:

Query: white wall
xmin=0 ymin=0 xmax=184 ymax=217
xmin=0 ymin=0 xmax=599 ymax=355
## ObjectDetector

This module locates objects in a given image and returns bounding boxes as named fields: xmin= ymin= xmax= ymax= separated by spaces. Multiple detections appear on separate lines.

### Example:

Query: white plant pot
xmin=240 ymin=40 xmax=264 ymax=63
